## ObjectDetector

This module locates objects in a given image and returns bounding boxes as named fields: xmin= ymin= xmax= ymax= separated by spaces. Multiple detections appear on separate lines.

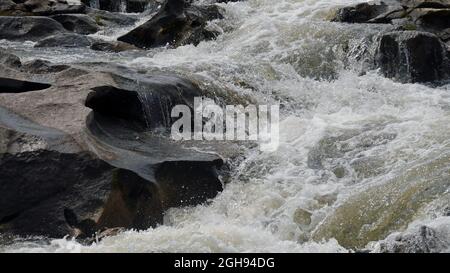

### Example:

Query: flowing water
xmin=2 ymin=0 xmax=450 ymax=252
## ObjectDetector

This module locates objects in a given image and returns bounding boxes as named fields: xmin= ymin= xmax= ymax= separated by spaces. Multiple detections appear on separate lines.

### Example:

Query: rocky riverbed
xmin=1 ymin=0 xmax=450 ymax=253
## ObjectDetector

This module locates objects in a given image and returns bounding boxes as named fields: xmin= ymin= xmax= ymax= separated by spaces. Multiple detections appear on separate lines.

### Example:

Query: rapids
xmin=1 ymin=0 xmax=450 ymax=252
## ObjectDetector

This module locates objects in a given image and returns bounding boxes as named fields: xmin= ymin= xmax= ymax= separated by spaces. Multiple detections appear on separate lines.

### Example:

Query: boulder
xmin=0 ymin=147 xmax=162 ymax=238
xmin=0 ymin=0 xmax=86 ymax=16
xmin=409 ymin=8 xmax=450 ymax=31
xmin=0 ymin=16 xmax=66 ymax=41
xmin=50 ymin=14 xmax=100 ymax=34
xmin=0 ymin=55 xmax=235 ymax=240
xmin=118 ymin=0 xmax=223 ymax=48
xmin=376 ymin=31 xmax=450 ymax=83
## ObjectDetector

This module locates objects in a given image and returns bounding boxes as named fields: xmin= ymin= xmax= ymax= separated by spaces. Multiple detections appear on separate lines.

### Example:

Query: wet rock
xmin=90 ymin=40 xmax=139 ymax=52
xmin=399 ymin=0 xmax=450 ymax=9
xmin=313 ymin=154 xmax=450 ymax=249
xmin=376 ymin=31 xmax=450 ymax=83
xmin=50 ymin=14 xmax=100 ymax=34
xmin=0 ymin=16 xmax=66 ymax=41
xmin=35 ymin=33 xmax=93 ymax=48
xmin=118 ymin=0 xmax=223 ymax=48
xmin=409 ymin=8 xmax=450 ymax=31
xmin=86 ymin=6 xmax=138 ymax=26
xmin=332 ymin=2 xmax=392 ymax=23
xmin=376 ymin=225 xmax=448 ymax=253
xmin=293 ymin=208 xmax=312 ymax=227
xmin=0 ymin=49 xmax=21 ymax=68
xmin=0 ymin=59 xmax=233 ymax=240
xmin=20 ymin=59 xmax=70 ymax=74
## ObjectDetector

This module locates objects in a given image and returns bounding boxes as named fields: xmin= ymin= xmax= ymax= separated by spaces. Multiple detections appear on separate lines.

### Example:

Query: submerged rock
xmin=35 ymin=33 xmax=94 ymax=48
xmin=118 ymin=0 xmax=223 ymax=48
xmin=376 ymin=31 xmax=449 ymax=83
xmin=313 ymin=154 xmax=450 ymax=249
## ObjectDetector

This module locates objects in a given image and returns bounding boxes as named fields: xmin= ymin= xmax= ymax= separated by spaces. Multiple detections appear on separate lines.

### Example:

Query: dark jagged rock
xmin=0 ymin=149 xmax=162 ymax=238
xmin=50 ymin=14 xmax=100 ymax=34
xmin=0 ymin=16 xmax=66 ymax=41
xmin=35 ymin=33 xmax=93 ymax=48
xmin=376 ymin=31 xmax=450 ymax=83
xmin=118 ymin=0 xmax=224 ymax=48
xmin=409 ymin=8 xmax=450 ymax=31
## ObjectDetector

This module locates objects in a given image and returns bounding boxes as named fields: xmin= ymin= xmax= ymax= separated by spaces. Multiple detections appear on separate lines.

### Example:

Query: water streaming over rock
xmin=1 ymin=0 xmax=450 ymax=253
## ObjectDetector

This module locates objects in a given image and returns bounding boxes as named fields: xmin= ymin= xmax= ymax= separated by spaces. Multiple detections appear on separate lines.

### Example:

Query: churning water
xmin=2 ymin=0 xmax=450 ymax=252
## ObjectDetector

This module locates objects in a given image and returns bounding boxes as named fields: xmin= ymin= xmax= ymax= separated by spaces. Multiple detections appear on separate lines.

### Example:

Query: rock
xmin=376 ymin=225 xmax=448 ymax=253
xmin=399 ymin=0 xmax=450 ymax=9
xmin=0 ymin=56 xmax=235 ymax=240
xmin=376 ymin=31 xmax=450 ymax=83
xmin=86 ymin=6 xmax=138 ymax=26
xmin=409 ymin=8 xmax=450 ymax=31
xmin=0 ymin=0 xmax=15 ymax=14
xmin=90 ymin=40 xmax=139 ymax=52
xmin=293 ymin=208 xmax=312 ymax=227
xmin=0 ymin=49 xmax=21 ymax=68
xmin=118 ymin=0 xmax=223 ymax=49
xmin=35 ymin=33 xmax=93 ymax=48
xmin=0 ymin=148 xmax=162 ymax=238
xmin=0 ymin=16 xmax=66 ymax=41
xmin=332 ymin=2 xmax=392 ymax=23
xmin=312 ymin=153 xmax=450 ymax=249
xmin=20 ymin=59 xmax=70 ymax=74
xmin=0 ymin=0 xmax=86 ymax=16
xmin=50 ymin=14 xmax=100 ymax=34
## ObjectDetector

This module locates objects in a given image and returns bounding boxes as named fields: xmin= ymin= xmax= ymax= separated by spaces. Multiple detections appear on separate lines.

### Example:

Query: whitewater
xmin=1 ymin=0 xmax=450 ymax=252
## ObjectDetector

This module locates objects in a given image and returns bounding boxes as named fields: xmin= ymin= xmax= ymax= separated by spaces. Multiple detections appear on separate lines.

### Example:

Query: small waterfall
xmin=90 ymin=0 xmax=100 ymax=9
xmin=119 ymin=0 xmax=127 ymax=13
xmin=136 ymin=91 xmax=153 ymax=129
xmin=136 ymin=91 xmax=174 ymax=130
